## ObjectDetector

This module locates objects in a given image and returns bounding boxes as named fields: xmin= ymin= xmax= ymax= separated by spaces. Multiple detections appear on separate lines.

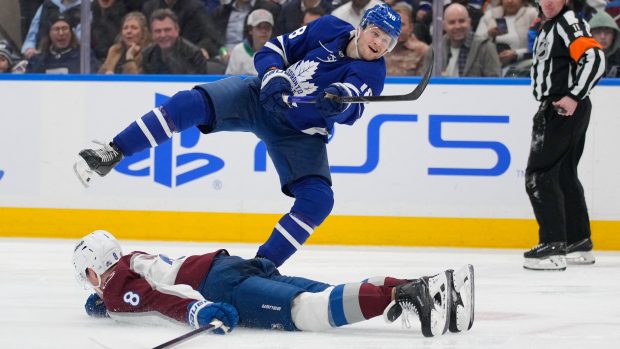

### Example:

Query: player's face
xmin=151 ymin=17 xmax=179 ymax=50
xmin=121 ymin=18 xmax=142 ymax=46
xmin=539 ymin=0 xmax=567 ymax=19
xmin=357 ymin=26 xmax=392 ymax=60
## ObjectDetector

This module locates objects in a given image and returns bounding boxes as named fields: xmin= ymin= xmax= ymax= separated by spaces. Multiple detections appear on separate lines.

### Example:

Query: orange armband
xmin=569 ymin=37 xmax=602 ymax=62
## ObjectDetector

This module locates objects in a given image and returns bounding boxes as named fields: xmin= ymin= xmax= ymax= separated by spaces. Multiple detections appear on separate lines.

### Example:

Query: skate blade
xmin=452 ymin=264 xmax=475 ymax=332
xmin=382 ymin=300 xmax=398 ymax=324
xmin=425 ymin=272 xmax=450 ymax=337
xmin=523 ymin=255 xmax=567 ymax=271
xmin=73 ymin=159 xmax=94 ymax=188
xmin=566 ymin=251 xmax=595 ymax=265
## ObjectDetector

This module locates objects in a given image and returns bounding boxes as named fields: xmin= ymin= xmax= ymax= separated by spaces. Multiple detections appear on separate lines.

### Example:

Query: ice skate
xmin=446 ymin=264 xmax=475 ymax=332
xmin=74 ymin=141 xmax=123 ymax=187
xmin=523 ymin=242 xmax=566 ymax=271
xmin=390 ymin=272 xmax=451 ymax=337
xmin=566 ymin=238 xmax=595 ymax=265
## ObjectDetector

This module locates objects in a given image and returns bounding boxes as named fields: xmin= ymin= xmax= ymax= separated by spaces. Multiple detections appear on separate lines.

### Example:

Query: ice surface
xmin=1 ymin=238 xmax=619 ymax=349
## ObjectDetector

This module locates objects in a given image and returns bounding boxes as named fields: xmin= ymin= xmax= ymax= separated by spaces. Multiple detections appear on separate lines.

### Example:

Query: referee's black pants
xmin=525 ymin=97 xmax=592 ymax=245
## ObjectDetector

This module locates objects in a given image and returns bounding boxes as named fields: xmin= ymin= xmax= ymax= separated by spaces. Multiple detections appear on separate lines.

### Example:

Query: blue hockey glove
xmin=85 ymin=293 xmax=108 ymax=318
xmin=260 ymin=69 xmax=293 ymax=113
xmin=188 ymin=301 xmax=239 ymax=335
xmin=316 ymin=83 xmax=351 ymax=117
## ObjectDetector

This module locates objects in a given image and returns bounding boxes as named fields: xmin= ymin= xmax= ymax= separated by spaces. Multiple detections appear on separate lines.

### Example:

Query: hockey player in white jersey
xmin=74 ymin=4 xmax=406 ymax=268
xmin=73 ymin=230 xmax=475 ymax=337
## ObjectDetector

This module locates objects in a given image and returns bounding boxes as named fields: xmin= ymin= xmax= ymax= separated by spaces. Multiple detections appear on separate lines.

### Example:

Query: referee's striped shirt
xmin=531 ymin=7 xmax=606 ymax=102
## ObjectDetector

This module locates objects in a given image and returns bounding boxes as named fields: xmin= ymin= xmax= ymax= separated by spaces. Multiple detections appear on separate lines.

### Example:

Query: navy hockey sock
xmin=113 ymin=89 xmax=212 ymax=156
xmin=257 ymin=177 xmax=334 ymax=267
xmin=257 ymin=213 xmax=314 ymax=267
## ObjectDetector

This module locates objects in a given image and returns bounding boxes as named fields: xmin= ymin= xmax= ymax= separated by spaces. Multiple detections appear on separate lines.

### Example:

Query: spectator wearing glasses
xmin=26 ymin=14 xmax=100 ymax=74
xmin=21 ymin=0 xmax=82 ymax=60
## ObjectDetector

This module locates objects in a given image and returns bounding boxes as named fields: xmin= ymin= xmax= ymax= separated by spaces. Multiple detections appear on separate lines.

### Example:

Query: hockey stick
xmin=283 ymin=49 xmax=434 ymax=104
xmin=151 ymin=321 xmax=222 ymax=349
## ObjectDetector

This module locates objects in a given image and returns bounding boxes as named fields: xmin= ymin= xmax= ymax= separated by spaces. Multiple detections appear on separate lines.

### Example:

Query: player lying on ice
xmin=74 ymin=4 xmax=413 ymax=269
xmin=73 ymin=230 xmax=474 ymax=337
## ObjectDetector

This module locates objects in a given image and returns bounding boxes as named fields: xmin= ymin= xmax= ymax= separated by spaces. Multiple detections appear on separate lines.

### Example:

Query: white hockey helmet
xmin=72 ymin=230 xmax=122 ymax=289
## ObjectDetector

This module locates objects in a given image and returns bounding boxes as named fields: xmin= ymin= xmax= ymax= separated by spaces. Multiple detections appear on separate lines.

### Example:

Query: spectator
xmin=607 ymin=1 xmax=620 ymax=28
xmin=331 ymin=0 xmax=383 ymax=27
xmin=0 ymin=40 xmax=28 ymax=73
xmin=26 ymin=14 xmax=100 ymax=73
xmin=21 ymin=0 xmax=82 ymax=59
xmin=589 ymin=10 xmax=620 ymax=77
xmin=92 ymin=0 xmax=129 ymax=61
xmin=19 ymin=0 xmax=45 ymax=45
xmin=475 ymin=0 xmax=538 ymax=69
xmin=142 ymin=0 xmax=214 ymax=52
xmin=418 ymin=0 xmax=483 ymax=32
xmin=276 ymin=0 xmax=333 ymax=35
xmin=142 ymin=9 xmax=224 ymax=74
xmin=207 ymin=0 xmax=280 ymax=63
xmin=587 ymin=0 xmax=608 ymax=13
xmin=225 ymin=9 xmax=274 ymax=75
xmin=433 ymin=2 xmax=501 ymax=76
xmin=385 ymin=1 xmax=430 ymax=76
xmin=100 ymin=12 xmax=151 ymax=74
xmin=124 ymin=0 xmax=149 ymax=12
xmin=570 ymin=0 xmax=600 ymax=20
xmin=303 ymin=5 xmax=327 ymax=25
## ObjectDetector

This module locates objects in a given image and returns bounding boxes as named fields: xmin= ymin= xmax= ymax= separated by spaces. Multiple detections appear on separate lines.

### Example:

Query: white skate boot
xmin=446 ymin=264 xmax=475 ymax=332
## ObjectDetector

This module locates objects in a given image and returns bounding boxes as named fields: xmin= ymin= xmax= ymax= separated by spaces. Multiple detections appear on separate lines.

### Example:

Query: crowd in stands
xmin=0 ymin=0 xmax=619 ymax=77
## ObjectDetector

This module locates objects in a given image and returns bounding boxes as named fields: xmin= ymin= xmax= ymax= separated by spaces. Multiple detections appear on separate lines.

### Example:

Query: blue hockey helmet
xmin=359 ymin=4 xmax=402 ymax=52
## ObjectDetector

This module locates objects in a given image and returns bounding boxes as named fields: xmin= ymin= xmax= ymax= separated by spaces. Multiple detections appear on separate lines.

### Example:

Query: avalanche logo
xmin=114 ymin=93 xmax=224 ymax=188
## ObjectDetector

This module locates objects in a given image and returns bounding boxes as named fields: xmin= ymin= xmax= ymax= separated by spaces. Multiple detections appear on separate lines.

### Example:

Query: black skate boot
xmin=74 ymin=141 xmax=123 ymax=187
xmin=523 ymin=242 xmax=566 ymax=271
xmin=387 ymin=272 xmax=451 ymax=337
xmin=446 ymin=264 xmax=475 ymax=332
xmin=566 ymin=238 xmax=595 ymax=265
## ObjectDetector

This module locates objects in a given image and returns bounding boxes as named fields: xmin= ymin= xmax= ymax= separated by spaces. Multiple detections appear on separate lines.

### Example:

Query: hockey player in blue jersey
xmin=74 ymin=4 xmax=402 ymax=268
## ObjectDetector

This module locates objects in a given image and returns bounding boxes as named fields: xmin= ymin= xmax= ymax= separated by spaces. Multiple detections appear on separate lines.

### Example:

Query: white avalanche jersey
xmin=99 ymin=250 xmax=225 ymax=326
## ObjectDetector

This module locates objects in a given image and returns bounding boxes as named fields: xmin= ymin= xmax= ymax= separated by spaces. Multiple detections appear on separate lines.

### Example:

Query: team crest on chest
xmin=286 ymin=60 xmax=319 ymax=96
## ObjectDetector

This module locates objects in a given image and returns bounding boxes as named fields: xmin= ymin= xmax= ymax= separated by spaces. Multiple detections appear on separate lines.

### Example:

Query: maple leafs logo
xmin=286 ymin=60 xmax=319 ymax=96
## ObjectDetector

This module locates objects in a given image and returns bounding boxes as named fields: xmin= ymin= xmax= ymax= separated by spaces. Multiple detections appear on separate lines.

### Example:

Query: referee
xmin=524 ymin=0 xmax=605 ymax=271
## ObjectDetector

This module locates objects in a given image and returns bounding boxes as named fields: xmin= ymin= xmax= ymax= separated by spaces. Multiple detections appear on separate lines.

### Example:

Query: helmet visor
xmin=362 ymin=24 xmax=398 ymax=53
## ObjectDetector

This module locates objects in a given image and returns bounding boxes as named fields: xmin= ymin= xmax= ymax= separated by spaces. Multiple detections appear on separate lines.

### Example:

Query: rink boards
xmin=0 ymin=75 xmax=619 ymax=249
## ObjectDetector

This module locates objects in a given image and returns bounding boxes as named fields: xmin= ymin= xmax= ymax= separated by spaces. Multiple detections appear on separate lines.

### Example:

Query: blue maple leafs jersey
xmin=254 ymin=15 xmax=386 ymax=138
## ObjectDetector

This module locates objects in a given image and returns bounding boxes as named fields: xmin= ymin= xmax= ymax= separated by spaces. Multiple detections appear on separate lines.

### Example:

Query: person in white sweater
xmin=475 ymin=0 xmax=538 ymax=67
xmin=225 ymin=9 xmax=274 ymax=75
